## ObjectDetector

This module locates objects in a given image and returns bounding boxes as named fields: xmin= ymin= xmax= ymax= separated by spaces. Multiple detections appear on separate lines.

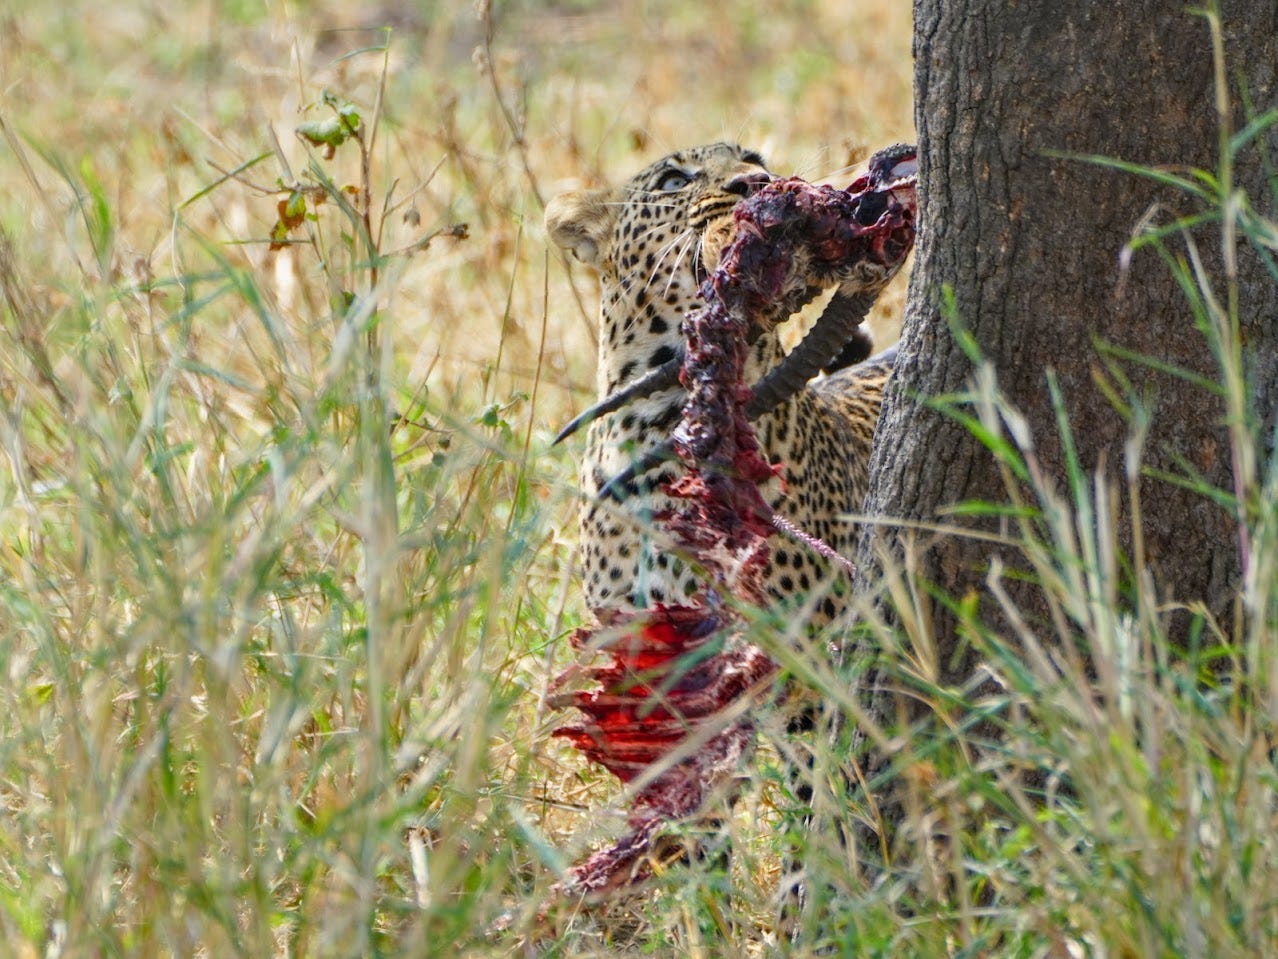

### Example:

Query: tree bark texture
xmin=857 ymin=3 xmax=1278 ymax=678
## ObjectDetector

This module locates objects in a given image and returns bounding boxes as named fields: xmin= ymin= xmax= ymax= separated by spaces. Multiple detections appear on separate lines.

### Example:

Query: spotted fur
xmin=546 ymin=143 xmax=892 ymax=626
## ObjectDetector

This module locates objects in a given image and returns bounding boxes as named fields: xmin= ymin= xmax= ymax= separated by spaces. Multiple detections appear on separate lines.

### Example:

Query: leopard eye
xmin=656 ymin=169 xmax=693 ymax=192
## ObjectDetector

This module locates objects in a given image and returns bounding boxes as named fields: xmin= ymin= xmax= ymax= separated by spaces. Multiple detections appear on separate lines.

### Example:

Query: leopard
xmin=546 ymin=142 xmax=897 ymax=630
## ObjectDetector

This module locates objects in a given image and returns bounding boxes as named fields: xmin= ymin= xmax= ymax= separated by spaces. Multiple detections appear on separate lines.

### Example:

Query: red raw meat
xmin=546 ymin=148 xmax=917 ymax=904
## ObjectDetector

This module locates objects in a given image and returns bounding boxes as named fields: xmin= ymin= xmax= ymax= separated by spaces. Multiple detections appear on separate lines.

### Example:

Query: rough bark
xmin=857 ymin=6 xmax=1278 ymax=692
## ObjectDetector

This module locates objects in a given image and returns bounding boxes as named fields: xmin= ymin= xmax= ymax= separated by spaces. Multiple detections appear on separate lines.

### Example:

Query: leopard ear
xmin=545 ymin=188 xmax=617 ymax=270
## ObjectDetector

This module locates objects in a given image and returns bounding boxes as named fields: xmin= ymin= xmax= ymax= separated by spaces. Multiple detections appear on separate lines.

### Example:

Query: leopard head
xmin=546 ymin=143 xmax=776 ymax=398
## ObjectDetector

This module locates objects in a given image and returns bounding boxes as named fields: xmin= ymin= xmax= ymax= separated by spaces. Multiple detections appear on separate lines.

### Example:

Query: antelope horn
xmin=552 ymin=352 xmax=684 ymax=446
xmin=599 ymin=290 xmax=878 ymax=503
xmin=598 ymin=442 xmax=679 ymax=503
xmin=744 ymin=290 xmax=877 ymax=420
xmin=594 ymin=143 xmax=918 ymax=502
xmin=559 ymin=286 xmax=871 ymax=452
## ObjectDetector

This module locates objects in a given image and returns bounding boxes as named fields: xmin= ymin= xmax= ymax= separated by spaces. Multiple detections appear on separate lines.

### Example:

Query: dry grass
xmin=3 ymin=2 xmax=1276 ymax=958
xmin=0 ymin=2 xmax=912 ymax=956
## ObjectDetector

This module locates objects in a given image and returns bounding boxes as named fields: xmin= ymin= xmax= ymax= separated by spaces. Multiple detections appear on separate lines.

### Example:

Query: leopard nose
xmin=723 ymin=171 xmax=774 ymax=197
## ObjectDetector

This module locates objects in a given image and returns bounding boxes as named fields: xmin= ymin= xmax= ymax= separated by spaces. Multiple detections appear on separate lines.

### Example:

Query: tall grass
xmin=767 ymin=12 xmax=1278 ymax=954
xmin=0 ymin=7 xmax=584 ymax=956
xmin=0 ymin=88 xmax=561 ymax=959
xmin=4 ymin=1 xmax=1275 ymax=957
xmin=0 ymin=2 xmax=915 ymax=955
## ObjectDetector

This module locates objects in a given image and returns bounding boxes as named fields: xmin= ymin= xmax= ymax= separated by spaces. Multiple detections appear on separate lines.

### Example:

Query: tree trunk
xmin=856 ymin=5 xmax=1278 ymax=697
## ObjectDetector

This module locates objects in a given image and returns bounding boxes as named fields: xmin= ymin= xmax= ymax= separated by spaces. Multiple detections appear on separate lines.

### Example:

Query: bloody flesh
xmin=548 ymin=148 xmax=917 ymax=901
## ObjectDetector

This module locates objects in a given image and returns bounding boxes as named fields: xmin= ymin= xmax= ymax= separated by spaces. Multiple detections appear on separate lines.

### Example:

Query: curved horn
xmin=565 ymin=278 xmax=852 ymax=451
xmin=598 ymin=442 xmax=677 ymax=502
xmin=598 ymin=284 xmax=901 ymax=504
xmin=744 ymin=289 xmax=877 ymax=420
xmin=594 ymin=143 xmax=918 ymax=502
xmin=552 ymin=351 xmax=684 ymax=445
xmin=600 ymin=291 xmax=876 ymax=503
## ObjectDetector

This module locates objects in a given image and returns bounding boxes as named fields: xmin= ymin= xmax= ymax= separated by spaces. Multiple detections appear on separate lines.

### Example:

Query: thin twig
xmin=477 ymin=0 xmax=546 ymax=209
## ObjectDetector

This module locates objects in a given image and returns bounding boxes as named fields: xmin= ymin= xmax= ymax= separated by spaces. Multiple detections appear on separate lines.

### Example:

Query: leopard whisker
xmin=607 ymin=198 xmax=682 ymax=209
xmin=614 ymin=223 xmax=694 ymax=291
xmin=635 ymin=225 xmax=695 ymax=295
xmin=657 ymin=233 xmax=698 ymax=301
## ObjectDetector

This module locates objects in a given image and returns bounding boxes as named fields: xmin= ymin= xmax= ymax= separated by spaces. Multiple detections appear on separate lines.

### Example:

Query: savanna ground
xmin=2 ymin=2 xmax=1277 ymax=957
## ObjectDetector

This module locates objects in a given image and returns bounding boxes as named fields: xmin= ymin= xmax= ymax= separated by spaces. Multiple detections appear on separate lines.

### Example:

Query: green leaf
xmin=1228 ymin=107 xmax=1278 ymax=158
xmin=319 ymin=90 xmax=361 ymax=134
xmin=945 ymin=500 xmax=1040 ymax=520
xmin=78 ymin=155 xmax=113 ymax=264
xmin=282 ymin=190 xmax=307 ymax=224
xmin=269 ymin=218 xmax=292 ymax=251
xmin=1044 ymin=149 xmax=1214 ymax=203
xmin=297 ymin=117 xmax=351 ymax=158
